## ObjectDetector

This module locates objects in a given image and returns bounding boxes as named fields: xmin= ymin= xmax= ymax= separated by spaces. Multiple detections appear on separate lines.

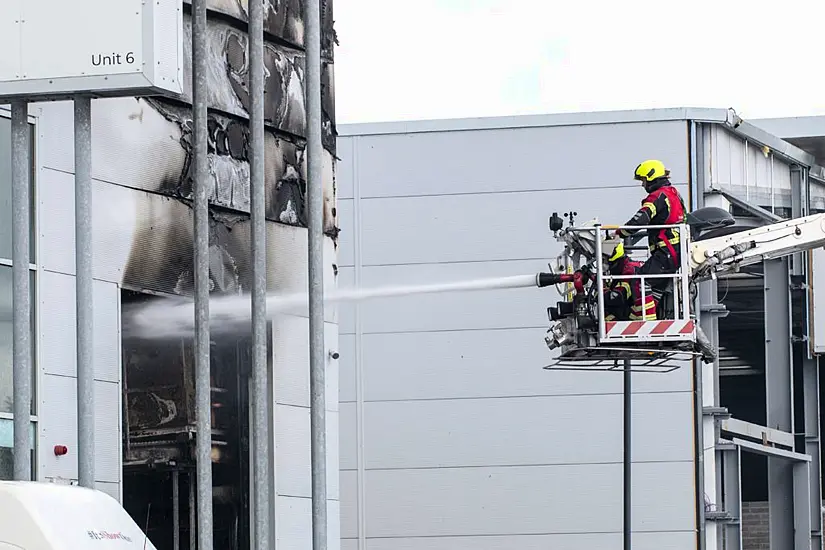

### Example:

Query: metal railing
xmin=563 ymin=223 xmax=692 ymax=341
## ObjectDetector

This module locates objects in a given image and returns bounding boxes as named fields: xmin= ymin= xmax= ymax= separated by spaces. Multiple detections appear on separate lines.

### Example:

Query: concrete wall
xmin=337 ymin=119 xmax=699 ymax=549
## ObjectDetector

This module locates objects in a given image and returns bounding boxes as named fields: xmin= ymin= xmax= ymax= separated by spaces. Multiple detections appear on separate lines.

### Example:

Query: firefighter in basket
xmin=602 ymin=241 xmax=657 ymax=322
xmin=611 ymin=159 xmax=687 ymax=320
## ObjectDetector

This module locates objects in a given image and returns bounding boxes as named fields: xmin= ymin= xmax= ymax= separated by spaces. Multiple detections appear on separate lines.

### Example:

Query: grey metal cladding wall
xmin=338 ymin=120 xmax=697 ymax=547
xmin=339 ymin=185 xmax=688 ymax=267
xmin=337 ymin=120 xmax=690 ymax=199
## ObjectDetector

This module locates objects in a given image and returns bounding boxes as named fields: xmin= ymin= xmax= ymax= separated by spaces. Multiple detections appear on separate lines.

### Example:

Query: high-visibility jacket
xmin=617 ymin=181 xmax=687 ymax=260
xmin=603 ymin=258 xmax=657 ymax=321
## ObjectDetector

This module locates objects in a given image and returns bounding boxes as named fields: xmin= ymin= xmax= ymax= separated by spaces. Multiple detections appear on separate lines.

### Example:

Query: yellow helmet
xmin=603 ymin=240 xmax=626 ymax=263
xmin=634 ymin=160 xmax=668 ymax=183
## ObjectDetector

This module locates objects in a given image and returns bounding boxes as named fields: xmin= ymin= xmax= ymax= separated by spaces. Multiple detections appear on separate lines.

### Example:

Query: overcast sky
xmin=333 ymin=0 xmax=825 ymax=124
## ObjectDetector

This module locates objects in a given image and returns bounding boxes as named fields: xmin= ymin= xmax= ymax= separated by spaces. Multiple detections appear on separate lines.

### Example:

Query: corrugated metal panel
xmin=709 ymin=124 xmax=794 ymax=211
xmin=347 ymin=120 xmax=689 ymax=198
xmin=361 ymin=393 xmax=694 ymax=469
xmin=343 ymin=330 xmax=692 ymax=403
xmin=362 ymin=462 xmax=694 ymax=537
xmin=357 ymin=532 xmax=695 ymax=550
xmin=356 ymin=185 xmax=689 ymax=266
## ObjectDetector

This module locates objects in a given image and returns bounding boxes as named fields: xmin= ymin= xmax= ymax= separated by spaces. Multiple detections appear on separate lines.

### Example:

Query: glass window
xmin=0 ymin=265 xmax=36 ymax=415
xmin=0 ymin=115 xmax=36 ymax=263
xmin=0 ymin=419 xmax=36 ymax=480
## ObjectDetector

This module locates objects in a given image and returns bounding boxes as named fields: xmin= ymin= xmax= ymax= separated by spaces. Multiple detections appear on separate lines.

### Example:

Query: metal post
xmin=248 ymin=0 xmax=270 ymax=547
xmin=306 ymin=0 xmax=327 ymax=547
xmin=173 ymin=470 xmax=181 ymax=550
xmin=189 ymin=471 xmax=196 ymax=550
xmin=722 ymin=447 xmax=742 ymax=550
xmin=192 ymin=0 xmax=214 ymax=547
xmin=74 ymin=96 xmax=95 ymax=488
xmin=803 ymin=355 xmax=822 ymax=550
xmin=11 ymin=100 xmax=31 ymax=481
xmin=595 ymin=226 xmax=605 ymax=340
xmin=764 ymin=257 xmax=794 ymax=548
xmin=623 ymin=358 xmax=632 ymax=550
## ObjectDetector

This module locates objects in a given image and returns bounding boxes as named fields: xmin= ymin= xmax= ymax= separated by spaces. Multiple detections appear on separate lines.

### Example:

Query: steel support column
xmin=623 ymin=359 xmax=631 ymax=550
xmin=306 ymin=0 xmax=327 ymax=548
xmin=804 ymin=355 xmax=823 ymax=550
xmin=192 ymin=0 xmax=214 ymax=546
xmin=10 ymin=100 xmax=31 ymax=482
xmin=74 ymin=96 xmax=95 ymax=488
xmin=248 ymin=0 xmax=270 ymax=548
xmin=764 ymin=257 xmax=795 ymax=548
xmin=794 ymin=461 xmax=813 ymax=550
xmin=722 ymin=446 xmax=742 ymax=550
xmin=692 ymin=120 xmax=711 ymax=550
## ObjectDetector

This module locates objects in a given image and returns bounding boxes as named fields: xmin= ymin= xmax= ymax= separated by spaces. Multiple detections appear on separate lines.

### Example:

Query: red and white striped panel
xmin=604 ymin=319 xmax=695 ymax=339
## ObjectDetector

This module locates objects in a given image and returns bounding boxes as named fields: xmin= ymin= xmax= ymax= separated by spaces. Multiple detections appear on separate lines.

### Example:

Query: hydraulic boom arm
xmin=689 ymin=213 xmax=825 ymax=282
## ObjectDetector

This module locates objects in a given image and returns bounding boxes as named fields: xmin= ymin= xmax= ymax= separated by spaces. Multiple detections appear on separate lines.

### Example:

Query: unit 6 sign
xmin=91 ymin=52 xmax=138 ymax=68
xmin=0 ymin=0 xmax=182 ymax=100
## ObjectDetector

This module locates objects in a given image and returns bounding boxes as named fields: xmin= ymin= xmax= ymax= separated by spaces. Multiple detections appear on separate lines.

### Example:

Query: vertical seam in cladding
xmin=352 ymin=136 xmax=367 ymax=549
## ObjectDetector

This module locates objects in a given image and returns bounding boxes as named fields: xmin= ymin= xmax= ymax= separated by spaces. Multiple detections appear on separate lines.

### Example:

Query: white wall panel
xmin=360 ymin=531 xmax=696 ymax=550
xmin=338 ymin=334 xmax=356 ymax=401
xmin=351 ymin=121 xmax=690 ymax=198
xmin=347 ymin=329 xmax=692 ymax=403
xmin=38 ymin=168 xmax=76 ymax=274
xmin=39 ymin=271 xmax=121 ymax=383
xmin=337 ymin=137 xmax=354 ymax=200
xmin=37 ymin=99 xmax=187 ymax=192
xmin=273 ymin=317 xmax=340 ymax=410
xmin=37 ymin=169 xmax=141 ymax=284
xmin=39 ymin=374 xmax=78 ymax=481
xmin=275 ymin=405 xmax=340 ymax=500
xmin=362 ymin=462 xmax=694 ymax=538
xmin=339 ymin=403 xmax=357 ymax=471
xmin=357 ymin=185 xmax=688 ymax=267
xmin=337 ymin=267 xmax=356 ymax=335
xmin=39 ymin=270 xmax=77 ymax=378
xmin=93 ymin=380 xmax=120 ymax=483
xmin=362 ymin=392 xmax=693 ymax=469
xmin=276 ymin=496 xmax=341 ymax=550
xmin=339 ymin=471 xmax=359 ymax=539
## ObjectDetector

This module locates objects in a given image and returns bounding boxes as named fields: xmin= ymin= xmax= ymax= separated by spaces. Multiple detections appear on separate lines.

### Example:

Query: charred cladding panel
xmin=35 ymin=1 xmax=340 ymax=548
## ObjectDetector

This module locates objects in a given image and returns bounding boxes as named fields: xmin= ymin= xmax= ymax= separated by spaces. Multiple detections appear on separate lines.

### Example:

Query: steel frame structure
xmin=691 ymin=120 xmax=824 ymax=550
